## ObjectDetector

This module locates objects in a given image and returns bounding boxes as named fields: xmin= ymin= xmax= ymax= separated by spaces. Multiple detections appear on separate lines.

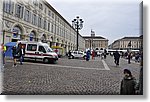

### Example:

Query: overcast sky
xmin=47 ymin=0 xmax=142 ymax=44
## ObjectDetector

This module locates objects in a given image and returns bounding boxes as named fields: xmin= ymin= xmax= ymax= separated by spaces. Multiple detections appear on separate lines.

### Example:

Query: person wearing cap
xmin=120 ymin=69 xmax=138 ymax=95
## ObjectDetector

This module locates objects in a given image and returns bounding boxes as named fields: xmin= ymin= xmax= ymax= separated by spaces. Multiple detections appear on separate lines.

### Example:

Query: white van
xmin=17 ymin=41 xmax=58 ymax=63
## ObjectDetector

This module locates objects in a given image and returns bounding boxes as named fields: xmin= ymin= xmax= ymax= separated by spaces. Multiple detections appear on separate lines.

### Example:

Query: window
xmin=44 ymin=20 xmax=47 ymax=30
xmin=48 ymin=23 xmax=50 ymax=31
xmin=15 ymin=4 xmax=24 ymax=18
xmin=44 ymin=7 xmax=47 ymax=13
xmin=39 ymin=3 xmax=43 ymax=10
xmin=52 ymin=13 xmax=54 ymax=19
xmin=48 ymin=11 xmax=51 ymax=16
xmin=3 ymin=0 xmax=14 ymax=14
xmin=32 ymin=14 xmax=37 ymax=25
xmin=51 ymin=24 xmax=54 ymax=33
xmin=33 ymin=0 xmax=38 ymax=6
xmin=27 ymin=44 xmax=37 ymax=51
xmin=74 ymin=52 xmax=77 ymax=54
xmin=38 ymin=46 xmax=46 ymax=53
xmin=38 ymin=17 xmax=42 ymax=27
xmin=24 ymin=9 xmax=31 ymax=22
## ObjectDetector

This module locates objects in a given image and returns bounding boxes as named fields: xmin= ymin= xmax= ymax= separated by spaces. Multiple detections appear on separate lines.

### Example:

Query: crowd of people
xmin=1 ymin=43 xmax=25 ymax=68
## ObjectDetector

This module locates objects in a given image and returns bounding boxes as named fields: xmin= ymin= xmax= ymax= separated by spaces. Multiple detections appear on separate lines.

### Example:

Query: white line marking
xmin=102 ymin=60 xmax=110 ymax=70
xmin=26 ymin=62 xmax=106 ymax=70
xmin=6 ymin=60 xmax=108 ymax=71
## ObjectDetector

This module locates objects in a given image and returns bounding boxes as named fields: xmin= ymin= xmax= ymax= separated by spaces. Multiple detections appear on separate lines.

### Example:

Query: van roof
xmin=17 ymin=41 xmax=49 ymax=46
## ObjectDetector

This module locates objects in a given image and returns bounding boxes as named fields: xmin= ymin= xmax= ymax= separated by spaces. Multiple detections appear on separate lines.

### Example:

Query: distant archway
xmin=12 ymin=26 xmax=23 ymax=42
xmin=30 ymin=31 xmax=36 ymax=41
xmin=41 ymin=34 xmax=47 ymax=42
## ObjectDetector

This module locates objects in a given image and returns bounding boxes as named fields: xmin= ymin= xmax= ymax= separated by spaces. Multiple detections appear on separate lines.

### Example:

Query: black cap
xmin=124 ymin=69 xmax=132 ymax=76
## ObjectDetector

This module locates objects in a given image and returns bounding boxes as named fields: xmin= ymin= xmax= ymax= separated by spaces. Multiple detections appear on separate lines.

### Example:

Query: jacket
xmin=120 ymin=76 xmax=137 ymax=95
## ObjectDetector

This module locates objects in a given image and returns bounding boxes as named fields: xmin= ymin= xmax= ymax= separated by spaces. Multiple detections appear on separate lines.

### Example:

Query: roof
xmin=82 ymin=36 xmax=107 ymax=39
xmin=122 ymin=37 xmax=140 ymax=39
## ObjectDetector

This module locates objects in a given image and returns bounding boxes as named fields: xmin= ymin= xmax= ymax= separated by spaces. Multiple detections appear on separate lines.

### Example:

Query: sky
xmin=47 ymin=0 xmax=142 ymax=44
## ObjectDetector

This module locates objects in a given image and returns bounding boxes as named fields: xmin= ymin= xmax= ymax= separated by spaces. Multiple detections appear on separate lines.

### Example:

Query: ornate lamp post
xmin=72 ymin=16 xmax=83 ymax=51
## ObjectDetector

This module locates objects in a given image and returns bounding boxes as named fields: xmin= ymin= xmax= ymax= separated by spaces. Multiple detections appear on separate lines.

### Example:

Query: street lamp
xmin=72 ymin=16 xmax=83 ymax=51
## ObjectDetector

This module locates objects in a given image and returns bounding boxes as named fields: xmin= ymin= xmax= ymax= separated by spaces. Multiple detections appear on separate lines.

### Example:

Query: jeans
xmin=3 ymin=52 xmax=5 ymax=65
xmin=20 ymin=55 xmax=24 ymax=64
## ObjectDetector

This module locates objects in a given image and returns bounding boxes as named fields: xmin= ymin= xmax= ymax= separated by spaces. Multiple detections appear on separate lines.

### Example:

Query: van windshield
xmin=44 ymin=46 xmax=53 ymax=52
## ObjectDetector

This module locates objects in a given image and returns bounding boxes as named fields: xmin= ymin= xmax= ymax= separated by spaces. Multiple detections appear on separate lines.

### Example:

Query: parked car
xmin=17 ymin=41 xmax=58 ymax=63
xmin=69 ymin=51 xmax=86 ymax=59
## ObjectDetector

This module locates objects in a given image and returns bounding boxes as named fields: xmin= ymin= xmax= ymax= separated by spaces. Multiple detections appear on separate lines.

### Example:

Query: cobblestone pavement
xmin=1 ymin=56 xmax=141 ymax=95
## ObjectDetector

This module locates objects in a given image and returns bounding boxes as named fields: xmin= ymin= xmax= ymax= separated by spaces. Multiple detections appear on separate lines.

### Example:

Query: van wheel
xmin=43 ymin=58 xmax=49 ymax=64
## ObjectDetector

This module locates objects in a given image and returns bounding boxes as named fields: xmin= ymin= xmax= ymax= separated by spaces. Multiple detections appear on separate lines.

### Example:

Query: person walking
xmin=86 ymin=50 xmax=91 ymax=61
xmin=128 ymin=52 xmax=131 ymax=64
xmin=120 ymin=69 xmax=137 ymax=95
xmin=92 ymin=50 xmax=95 ymax=60
xmin=12 ymin=46 xmax=18 ymax=67
xmin=113 ymin=51 xmax=120 ymax=66
xmin=1 ymin=43 xmax=6 ymax=67
xmin=104 ymin=49 xmax=107 ymax=59
xmin=68 ymin=50 xmax=72 ymax=59
xmin=18 ymin=45 xmax=25 ymax=65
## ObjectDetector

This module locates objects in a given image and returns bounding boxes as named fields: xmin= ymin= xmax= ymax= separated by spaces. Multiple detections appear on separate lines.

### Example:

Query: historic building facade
xmin=83 ymin=31 xmax=108 ymax=50
xmin=2 ymin=0 xmax=85 ymax=54
xmin=112 ymin=36 xmax=142 ymax=50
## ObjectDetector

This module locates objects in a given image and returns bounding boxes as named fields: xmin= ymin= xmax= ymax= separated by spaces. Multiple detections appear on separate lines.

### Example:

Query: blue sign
xmin=13 ymin=32 xmax=18 ymax=38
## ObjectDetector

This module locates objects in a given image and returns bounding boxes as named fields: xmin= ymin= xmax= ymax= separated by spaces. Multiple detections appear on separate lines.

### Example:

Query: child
xmin=120 ymin=69 xmax=137 ymax=95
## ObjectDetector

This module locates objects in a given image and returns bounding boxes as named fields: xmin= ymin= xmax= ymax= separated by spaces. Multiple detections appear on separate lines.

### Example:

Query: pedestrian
xmin=68 ymin=50 xmax=72 ymax=59
xmin=113 ymin=51 xmax=120 ymax=66
xmin=18 ymin=45 xmax=25 ymax=65
xmin=86 ymin=50 xmax=91 ymax=61
xmin=104 ymin=49 xmax=107 ymax=59
xmin=1 ymin=43 xmax=6 ymax=67
xmin=128 ymin=52 xmax=131 ymax=64
xmin=12 ymin=46 xmax=18 ymax=67
xmin=120 ymin=69 xmax=137 ymax=95
xmin=101 ymin=53 xmax=104 ymax=59
xmin=92 ymin=50 xmax=95 ymax=60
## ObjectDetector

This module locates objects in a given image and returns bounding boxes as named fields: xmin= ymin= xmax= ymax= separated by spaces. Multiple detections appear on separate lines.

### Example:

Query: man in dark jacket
xmin=120 ymin=69 xmax=137 ymax=95
xmin=12 ymin=46 xmax=18 ymax=67
xmin=18 ymin=44 xmax=25 ymax=65
xmin=113 ymin=51 xmax=120 ymax=66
